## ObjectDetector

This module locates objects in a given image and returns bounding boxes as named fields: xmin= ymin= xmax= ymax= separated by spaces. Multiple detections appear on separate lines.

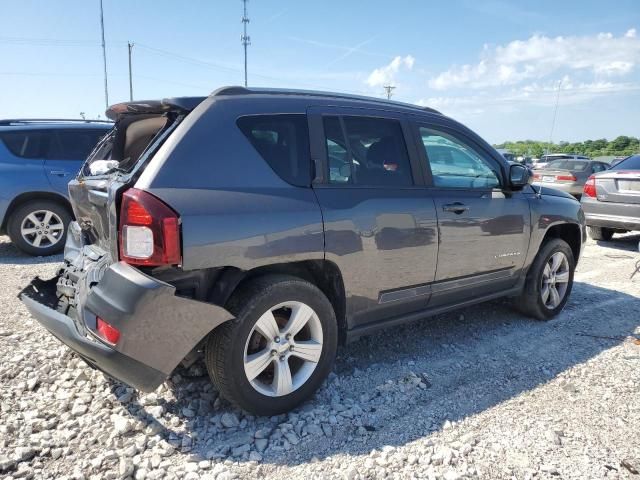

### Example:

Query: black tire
xmin=516 ymin=238 xmax=575 ymax=321
xmin=7 ymin=200 xmax=71 ymax=256
xmin=205 ymin=275 xmax=338 ymax=416
xmin=587 ymin=226 xmax=614 ymax=241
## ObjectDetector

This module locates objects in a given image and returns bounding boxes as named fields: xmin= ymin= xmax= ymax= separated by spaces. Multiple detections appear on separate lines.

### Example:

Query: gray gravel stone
xmin=1 ymin=235 xmax=639 ymax=479
xmin=220 ymin=413 xmax=239 ymax=428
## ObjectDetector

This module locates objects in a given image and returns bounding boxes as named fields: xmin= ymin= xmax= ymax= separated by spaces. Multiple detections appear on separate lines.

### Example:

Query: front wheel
xmin=516 ymin=238 xmax=575 ymax=320
xmin=205 ymin=275 xmax=338 ymax=416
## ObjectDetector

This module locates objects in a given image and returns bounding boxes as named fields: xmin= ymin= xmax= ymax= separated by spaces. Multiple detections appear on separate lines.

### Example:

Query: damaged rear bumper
xmin=20 ymin=260 xmax=233 ymax=392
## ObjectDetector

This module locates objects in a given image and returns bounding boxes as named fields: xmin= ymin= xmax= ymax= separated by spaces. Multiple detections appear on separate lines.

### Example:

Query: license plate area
xmin=542 ymin=175 xmax=555 ymax=182
xmin=617 ymin=180 xmax=640 ymax=192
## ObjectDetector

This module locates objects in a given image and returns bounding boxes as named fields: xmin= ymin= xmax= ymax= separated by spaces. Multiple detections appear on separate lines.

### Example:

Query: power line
xmin=134 ymin=43 xmax=356 ymax=92
xmin=0 ymin=36 xmax=103 ymax=47
xmin=241 ymin=0 xmax=251 ymax=87
xmin=1 ymin=32 xmax=376 ymax=96
xmin=383 ymin=85 xmax=395 ymax=99
xmin=99 ymin=0 xmax=109 ymax=108
xmin=135 ymin=43 xmax=242 ymax=75
xmin=547 ymin=79 xmax=563 ymax=154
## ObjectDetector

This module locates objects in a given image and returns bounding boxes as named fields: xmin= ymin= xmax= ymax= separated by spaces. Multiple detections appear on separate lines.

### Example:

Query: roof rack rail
xmin=210 ymin=86 xmax=442 ymax=115
xmin=0 ymin=118 xmax=113 ymax=126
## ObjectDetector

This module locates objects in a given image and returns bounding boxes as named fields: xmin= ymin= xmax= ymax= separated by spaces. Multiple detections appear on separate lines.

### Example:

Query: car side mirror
xmin=509 ymin=163 xmax=533 ymax=190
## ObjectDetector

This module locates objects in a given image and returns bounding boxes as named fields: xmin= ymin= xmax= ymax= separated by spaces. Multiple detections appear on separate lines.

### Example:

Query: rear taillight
xmin=556 ymin=174 xmax=577 ymax=181
xmin=583 ymin=176 xmax=597 ymax=197
xmin=533 ymin=173 xmax=541 ymax=180
xmin=96 ymin=317 xmax=120 ymax=344
xmin=119 ymin=188 xmax=181 ymax=266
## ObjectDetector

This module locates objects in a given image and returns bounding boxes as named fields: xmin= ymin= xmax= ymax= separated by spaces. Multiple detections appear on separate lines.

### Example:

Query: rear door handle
xmin=50 ymin=170 xmax=70 ymax=177
xmin=442 ymin=203 xmax=469 ymax=214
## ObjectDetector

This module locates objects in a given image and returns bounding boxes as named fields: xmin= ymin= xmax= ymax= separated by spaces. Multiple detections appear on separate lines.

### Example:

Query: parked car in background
xmin=21 ymin=87 xmax=585 ymax=415
xmin=496 ymin=148 xmax=515 ymax=163
xmin=0 ymin=119 xmax=111 ymax=255
xmin=532 ymin=159 xmax=609 ymax=198
xmin=581 ymin=154 xmax=640 ymax=240
xmin=516 ymin=156 xmax=534 ymax=167
xmin=534 ymin=153 xmax=590 ymax=170
xmin=610 ymin=156 xmax=628 ymax=168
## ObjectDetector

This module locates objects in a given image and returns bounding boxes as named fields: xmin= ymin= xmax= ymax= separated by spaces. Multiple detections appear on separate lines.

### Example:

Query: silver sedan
xmin=532 ymin=159 xmax=610 ymax=198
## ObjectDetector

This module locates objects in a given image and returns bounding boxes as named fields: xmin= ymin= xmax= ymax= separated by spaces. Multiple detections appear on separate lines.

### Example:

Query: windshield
xmin=545 ymin=160 xmax=589 ymax=171
xmin=612 ymin=154 xmax=640 ymax=170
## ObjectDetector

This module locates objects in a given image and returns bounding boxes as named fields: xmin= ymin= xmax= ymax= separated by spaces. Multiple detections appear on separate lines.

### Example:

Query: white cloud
xmin=429 ymin=30 xmax=640 ymax=90
xmin=366 ymin=55 xmax=415 ymax=88
xmin=418 ymin=80 xmax=640 ymax=116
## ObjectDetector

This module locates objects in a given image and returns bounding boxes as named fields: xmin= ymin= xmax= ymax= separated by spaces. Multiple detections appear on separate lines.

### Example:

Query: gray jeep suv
xmin=21 ymin=87 xmax=585 ymax=415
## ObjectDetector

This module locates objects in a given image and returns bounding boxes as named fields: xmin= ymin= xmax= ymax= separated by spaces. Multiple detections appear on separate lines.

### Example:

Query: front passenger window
xmin=419 ymin=127 xmax=500 ymax=189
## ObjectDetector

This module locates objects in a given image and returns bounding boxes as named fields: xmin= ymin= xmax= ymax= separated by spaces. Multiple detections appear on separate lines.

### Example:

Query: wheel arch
xmin=540 ymin=222 xmax=582 ymax=263
xmin=209 ymin=260 xmax=348 ymax=344
xmin=2 ymin=191 xmax=73 ymax=232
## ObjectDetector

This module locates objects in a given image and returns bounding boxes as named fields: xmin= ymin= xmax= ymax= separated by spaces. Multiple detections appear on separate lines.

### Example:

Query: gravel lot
xmin=0 ymin=233 xmax=639 ymax=480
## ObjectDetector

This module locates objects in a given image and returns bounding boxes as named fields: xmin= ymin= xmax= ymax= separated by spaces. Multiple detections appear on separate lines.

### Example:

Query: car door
xmin=412 ymin=120 xmax=531 ymax=307
xmin=0 ymin=129 xmax=49 ymax=214
xmin=308 ymin=106 xmax=438 ymax=329
xmin=44 ymin=129 xmax=105 ymax=195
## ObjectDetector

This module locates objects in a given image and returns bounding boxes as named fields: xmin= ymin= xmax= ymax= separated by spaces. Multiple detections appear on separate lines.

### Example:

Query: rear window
xmin=546 ymin=160 xmax=589 ymax=171
xmin=237 ymin=114 xmax=311 ymax=186
xmin=0 ymin=131 xmax=44 ymax=158
xmin=82 ymin=115 xmax=168 ymax=176
xmin=612 ymin=154 xmax=640 ymax=170
xmin=46 ymin=130 xmax=107 ymax=160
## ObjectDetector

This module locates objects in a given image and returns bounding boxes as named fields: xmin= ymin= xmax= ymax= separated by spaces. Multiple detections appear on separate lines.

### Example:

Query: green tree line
xmin=494 ymin=136 xmax=640 ymax=158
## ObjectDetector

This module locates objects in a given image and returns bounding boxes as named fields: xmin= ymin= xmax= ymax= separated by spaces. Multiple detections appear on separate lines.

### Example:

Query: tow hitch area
xmin=19 ymin=276 xmax=59 ymax=309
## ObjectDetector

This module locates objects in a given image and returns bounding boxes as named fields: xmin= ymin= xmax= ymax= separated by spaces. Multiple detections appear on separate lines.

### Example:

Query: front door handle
xmin=50 ymin=170 xmax=70 ymax=177
xmin=442 ymin=202 xmax=469 ymax=214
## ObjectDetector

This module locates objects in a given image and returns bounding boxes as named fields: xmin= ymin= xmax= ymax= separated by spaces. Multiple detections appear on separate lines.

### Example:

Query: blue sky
xmin=1 ymin=0 xmax=639 ymax=144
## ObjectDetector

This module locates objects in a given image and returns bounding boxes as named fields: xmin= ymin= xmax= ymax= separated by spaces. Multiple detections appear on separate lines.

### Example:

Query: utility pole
xmin=128 ymin=42 xmax=134 ymax=101
xmin=383 ymin=85 xmax=395 ymax=100
xmin=99 ymin=0 xmax=109 ymax=108
xmin=547 ymin=79 xmax=563 ymax=155
xmin=241 ymin=0 xmax=250 ymax=87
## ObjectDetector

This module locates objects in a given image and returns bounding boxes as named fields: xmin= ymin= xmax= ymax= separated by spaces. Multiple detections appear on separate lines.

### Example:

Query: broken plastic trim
xmin=106 ymin=97 xmax=206 ymax=121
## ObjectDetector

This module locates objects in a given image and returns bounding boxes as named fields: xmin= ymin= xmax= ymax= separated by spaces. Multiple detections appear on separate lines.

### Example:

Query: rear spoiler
xmin=106 ymin=97 xmax=206 ymax=121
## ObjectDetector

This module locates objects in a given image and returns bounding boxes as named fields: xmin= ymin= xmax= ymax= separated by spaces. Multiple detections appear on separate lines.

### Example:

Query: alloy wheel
xmin=20 ymin=210 xmax=65 ymax=249
xmin=541 ymin=251 xmax=570 ymax=309
xmin=243 ymin=301 xmax=323 ymax=397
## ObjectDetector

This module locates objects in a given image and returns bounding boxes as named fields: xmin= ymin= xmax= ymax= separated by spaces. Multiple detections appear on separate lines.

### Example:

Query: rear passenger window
xmin=0 ymin=131 xmax=43 ymax=158
xmin=237 ymin=115 xmax=311 ymax=186
xmin=46 ymin=130 xmax=107 ymax=160
xmin=323 ymin=115 xmax=413 ymax=187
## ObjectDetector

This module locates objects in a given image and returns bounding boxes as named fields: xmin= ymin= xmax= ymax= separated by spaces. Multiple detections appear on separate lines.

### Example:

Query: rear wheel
xmin=587 ymin=226 xmax=614 ymax=241
xmin=516 ymin=238 xmax=575 ymax=320
xmin=205 ymin=275 xmax=338 ymax=416
xmin=7 ymin=200 xmax=71 ymax=256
